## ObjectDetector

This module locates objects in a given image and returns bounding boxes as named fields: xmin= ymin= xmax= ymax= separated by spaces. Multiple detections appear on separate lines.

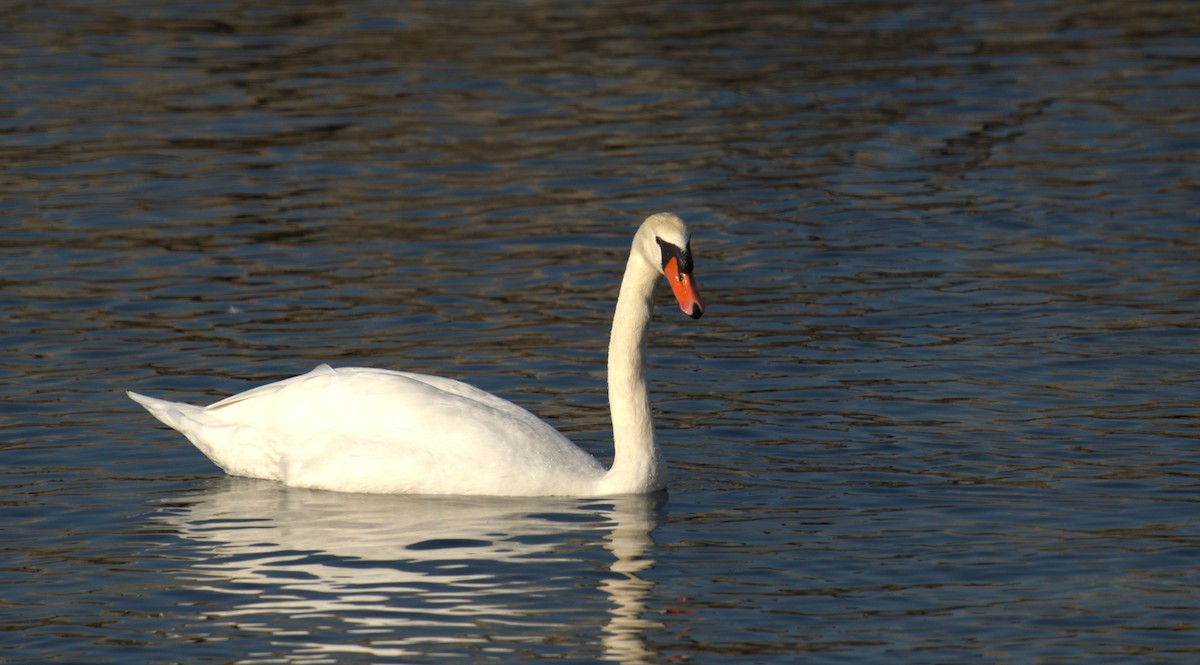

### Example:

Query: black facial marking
xmin=655 ymin=236 xmax=694 ymax=274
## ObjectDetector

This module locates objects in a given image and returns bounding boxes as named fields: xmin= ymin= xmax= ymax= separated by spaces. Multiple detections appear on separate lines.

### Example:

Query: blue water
xmin=3 ymin=1 xmax=1198 ymax=662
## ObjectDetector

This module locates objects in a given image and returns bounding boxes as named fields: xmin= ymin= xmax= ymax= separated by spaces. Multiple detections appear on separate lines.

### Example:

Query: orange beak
xmin=665 ymin=257 xmax=705 ymax=319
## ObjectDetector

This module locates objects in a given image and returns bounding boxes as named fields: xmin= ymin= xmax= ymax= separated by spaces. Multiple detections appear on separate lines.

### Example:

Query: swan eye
xmin=655 ymin=236 xmax=694 ymax=274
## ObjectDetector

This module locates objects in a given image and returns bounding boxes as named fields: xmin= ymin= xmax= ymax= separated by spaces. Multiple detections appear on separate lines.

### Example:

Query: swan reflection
xmin=160 ymin=478 xmax=665 ymax=663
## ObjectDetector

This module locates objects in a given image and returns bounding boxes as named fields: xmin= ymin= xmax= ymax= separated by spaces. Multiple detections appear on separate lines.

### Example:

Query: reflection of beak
xmin=664 ymin=257 xmax=705 ymax=319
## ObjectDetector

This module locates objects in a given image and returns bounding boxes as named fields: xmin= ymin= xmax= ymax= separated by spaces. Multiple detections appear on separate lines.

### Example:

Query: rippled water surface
xmin=3 ymin=1 xmax=1198 ymax=662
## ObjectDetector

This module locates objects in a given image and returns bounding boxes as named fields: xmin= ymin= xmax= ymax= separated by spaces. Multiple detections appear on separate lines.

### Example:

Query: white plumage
xmin=128 ymin=213 xmax=705 ymax=496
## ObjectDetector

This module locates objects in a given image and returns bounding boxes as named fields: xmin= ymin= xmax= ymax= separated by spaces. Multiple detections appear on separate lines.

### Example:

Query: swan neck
xmin=604 ymin=253 xmax=665 ymax=494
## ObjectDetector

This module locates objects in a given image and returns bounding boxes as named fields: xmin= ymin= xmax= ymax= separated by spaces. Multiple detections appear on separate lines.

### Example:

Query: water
xmin=2 ymin=0 xmax=1198 ymax=662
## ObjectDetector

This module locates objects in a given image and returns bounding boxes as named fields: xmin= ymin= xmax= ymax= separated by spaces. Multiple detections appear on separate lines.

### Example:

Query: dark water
xmin=3 ymin=1 xmax=1198 ymax=662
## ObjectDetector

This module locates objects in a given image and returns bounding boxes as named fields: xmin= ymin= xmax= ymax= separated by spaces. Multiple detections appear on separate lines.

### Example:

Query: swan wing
xmin=132 ymin=366 xmax=606 ymax=496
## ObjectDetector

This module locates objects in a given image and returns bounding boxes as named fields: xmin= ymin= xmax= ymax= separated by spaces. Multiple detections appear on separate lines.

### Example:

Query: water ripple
xmin=2 ymin=1 xmax=1198 ymax=663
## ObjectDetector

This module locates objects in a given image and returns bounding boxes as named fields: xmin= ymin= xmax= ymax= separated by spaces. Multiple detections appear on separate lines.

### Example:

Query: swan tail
xmin=127 ymin=390 xmax=275 ymax=480
xmin=126 ymin=391 xmax=206 ymax=432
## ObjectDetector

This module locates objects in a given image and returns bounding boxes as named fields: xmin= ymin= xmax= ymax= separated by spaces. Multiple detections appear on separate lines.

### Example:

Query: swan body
xmin=128 ymin=213 xmax=705 ymax=497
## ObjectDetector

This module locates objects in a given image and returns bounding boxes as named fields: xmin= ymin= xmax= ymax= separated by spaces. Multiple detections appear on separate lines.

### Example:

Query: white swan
xmin=128 ymin=213 xmax=704 ymax=496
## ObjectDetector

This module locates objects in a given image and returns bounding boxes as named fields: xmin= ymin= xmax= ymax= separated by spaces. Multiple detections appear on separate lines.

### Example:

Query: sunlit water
xmin=2 ymin=1 xmax=1198 ymax=663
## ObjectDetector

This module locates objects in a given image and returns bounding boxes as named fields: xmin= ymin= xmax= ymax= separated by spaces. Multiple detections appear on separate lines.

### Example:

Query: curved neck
xmin=601 ymin=253 xmax=666 ymax=494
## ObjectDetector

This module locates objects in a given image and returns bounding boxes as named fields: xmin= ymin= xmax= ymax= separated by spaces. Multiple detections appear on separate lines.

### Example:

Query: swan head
xmin=635 ymin=213 xmax=705 ymax=320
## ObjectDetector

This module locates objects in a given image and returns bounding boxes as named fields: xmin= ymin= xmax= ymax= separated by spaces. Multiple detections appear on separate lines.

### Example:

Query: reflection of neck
xmin=602 ymin=250 xmax=666 ymax=495
xmin=600 ymin=496 xmax=660 ymax=664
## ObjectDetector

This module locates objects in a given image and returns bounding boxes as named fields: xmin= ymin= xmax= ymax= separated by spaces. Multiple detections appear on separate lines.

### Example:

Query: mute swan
xmin=128 ymin=212 xmax=704 ymax=496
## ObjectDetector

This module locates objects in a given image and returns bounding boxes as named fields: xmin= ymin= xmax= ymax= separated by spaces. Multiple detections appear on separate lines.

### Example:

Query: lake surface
xmin=2 ymin=1 xmax=1198 ymax=662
